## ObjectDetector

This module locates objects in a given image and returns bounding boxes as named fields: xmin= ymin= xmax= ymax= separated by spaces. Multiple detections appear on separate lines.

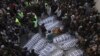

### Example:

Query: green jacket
xmin=25 ymin=1 xmax=31 ymax=7
xmin=32 ymin=15 xmax=38 ymax=28
xmin=18 ymin=12 xmax=24 ymax=18
xmin=15 ymin=18 xmax=21 ymax=25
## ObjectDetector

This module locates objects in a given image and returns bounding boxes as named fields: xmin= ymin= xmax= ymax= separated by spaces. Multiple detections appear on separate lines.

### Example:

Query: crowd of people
xmin=0 ymin=0 xmax=100 ymax=56
xmin=0 ymin=0 xmax=40 ymax=56
xmin=59 ymin=0 xmax=100 ymax=56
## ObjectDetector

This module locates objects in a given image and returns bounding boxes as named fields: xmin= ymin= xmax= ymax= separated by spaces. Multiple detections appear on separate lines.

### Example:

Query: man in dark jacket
xmin=40 ymin=24 xmax=46 ymax=36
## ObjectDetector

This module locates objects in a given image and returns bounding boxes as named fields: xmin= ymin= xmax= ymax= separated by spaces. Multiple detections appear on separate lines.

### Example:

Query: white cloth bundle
xmin=50 ymin=49 xmax=64 ymax=56
xmin=39 ymin=16 xmax=55 ymax=26
xmin=45 ymin=21 xmax=60 ymax=30
xmin=39 ymin=55 xmax=47 ymax=56
xmin=58 ymin=39 xmax=78 ymax=50
xmin=39 ymin=16 xmax=63 ymax=31
xmin=53 ymin=34 xmax=72 ymax=44
xmin=39 ymin=44 xmax=57 ymax=56
xmin=23 ymin=33 xmax=42 ymax=51
xmin=33 ymin=38 xmax=47 ymax=54
xmin=65 ymin=48 xmax=83 ymax=56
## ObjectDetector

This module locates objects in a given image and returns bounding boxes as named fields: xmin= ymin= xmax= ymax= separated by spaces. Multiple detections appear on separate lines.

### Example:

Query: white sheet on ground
xmin=23 ymin=33 xmax=42 ymax=51
xmin=39 ymin=16 xmax=63 ymax=31
xmin=39 ymin=43 xmax=57 ymax=56
xmin=50 ymin=49 xmax=64 ymax=56
xmin=39 ymin=16 xmax=55 ymax=26
xmin=65 ymin=48 xmax=83 ymax=56
xmin=32 ymin=38 xmax=47 ymax=54
xmin=53 ymin=33 xmax=72 ymax=44
xmin=58 ymin=39 xmax=78 ymax=50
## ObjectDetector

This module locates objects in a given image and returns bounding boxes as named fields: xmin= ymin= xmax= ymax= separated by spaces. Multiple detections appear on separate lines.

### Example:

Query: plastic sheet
xmin=45 ymin=21 xmax=61 ymax=30
xmin=58 ymin=39 xmax=78 ymax=50
xmin=53 ymin=34 xmax=72 ymax=44
xmin=65 ymin=48 xmax=83 ymax=56
xmin=39 ymin=43 xmax=57 ymax=56
xmin=39 ymin=16 xmax=63 ymax=31
xmin=39 ymin=16 xmax=55 ymax=26
xmin=32 ymin=38 xmax=47 ymax=54
xmin=50 ymin=49 xmax=64 ymax=56
xmin=23 ymin=33 xmax=42 ymax=50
